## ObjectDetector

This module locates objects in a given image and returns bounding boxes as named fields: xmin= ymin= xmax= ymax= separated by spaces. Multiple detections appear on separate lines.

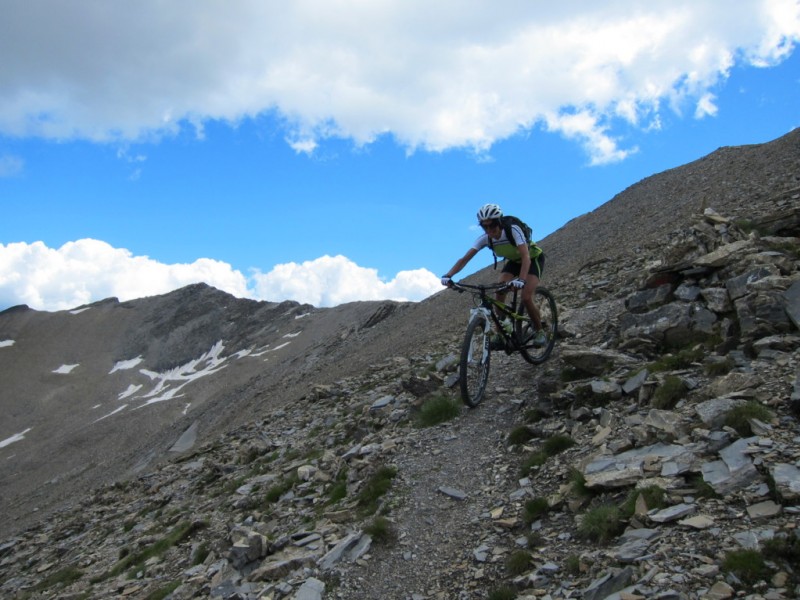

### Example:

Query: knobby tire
xmin=514 ymin=287 xmax=558 ymax=364
xmin=459 ymin=314 xmax=491 ymax=407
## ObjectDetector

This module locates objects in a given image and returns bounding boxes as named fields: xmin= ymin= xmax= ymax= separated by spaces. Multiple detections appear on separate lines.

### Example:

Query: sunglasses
xmin=480 ymin=221 xmax=499 ymax=230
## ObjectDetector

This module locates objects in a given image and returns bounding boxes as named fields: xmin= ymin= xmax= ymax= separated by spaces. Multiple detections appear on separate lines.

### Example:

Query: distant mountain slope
xmin=541 ymin=128 xmax=800 ymax=281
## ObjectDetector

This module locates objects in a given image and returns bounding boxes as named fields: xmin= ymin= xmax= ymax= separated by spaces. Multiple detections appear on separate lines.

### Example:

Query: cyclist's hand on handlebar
xmin=440 ymin=275 xmax=452 ymax=287
xmin=510 ymin=278 xmax=525 ymax=289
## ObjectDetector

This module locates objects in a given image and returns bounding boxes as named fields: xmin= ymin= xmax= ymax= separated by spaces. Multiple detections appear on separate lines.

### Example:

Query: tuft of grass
xmin=520 ymin=450 xmax=548 ymax=473
xmin=542 ymin=434 xmax=576 ymax=455
xmin=722 ymin=549 xmax=772 ymax=585
xmin=508 ymin=425 xmax=537 ymax=446
xmin=724 ymin=401 xmax=774 ymax=437
xmin=620 ymin=485 xmax=667 ymax=518
xmin=265 ymin=472 xmax=300 ymax=503
xmin=487 ymin=585 xmax=517 ymax=600
xmin=705 ymin=356 xmax=735 ymax=376
xmin=648 ymin=346 xmax=705 ymax=372
xmin=561 ymin=365 xmax=589 ymax=382
xmin=524 ymin=408 xmax=548 ymax=423
xmin=520 ymin=435 xmax=576 ymax=475
xmin=564 ymin=554 xmax=581 ymax=576
xmin=687 ymin=474 xmax=719 ymax=499
xmin=577 ymin=504 xmax=623 ymax=543
xmin=651 ymin=375 xmax=688 ymax=409
xmin=506 ymin=550 xmax=532 ymax=575
xmin=569 ymin=467 xmax=593 ymax=498
xmin=364 ymin=516 xmax=395 ymax=544
xmin=356 ymin=465 xmax=398 ymax=516
xmin=95 ymin=521 xmax=207 ymax=582
xmin=763 ymin=534 xmax=800 ymax=573
xmin=144 ymin=580 xmax=182 ymax=600
xmin=522 ymin=497 xmax=550 ymax=524
xmin=31 ymin=566 xmax=84 ymax=592
xmin=416 ymin=395 xmax=461 ymax=427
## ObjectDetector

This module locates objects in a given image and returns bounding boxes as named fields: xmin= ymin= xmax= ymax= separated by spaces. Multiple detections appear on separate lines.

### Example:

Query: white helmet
xmin=477 ymin=203 xmax=503 ymax=221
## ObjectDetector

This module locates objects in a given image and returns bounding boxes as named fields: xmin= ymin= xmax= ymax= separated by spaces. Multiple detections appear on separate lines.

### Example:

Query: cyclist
xmin=440 ymin=203 xmax=547 ymax=347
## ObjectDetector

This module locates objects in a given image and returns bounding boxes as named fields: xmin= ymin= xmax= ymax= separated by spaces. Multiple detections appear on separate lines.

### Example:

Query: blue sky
xmin=1 ymin=1 xmax=799 ymax=311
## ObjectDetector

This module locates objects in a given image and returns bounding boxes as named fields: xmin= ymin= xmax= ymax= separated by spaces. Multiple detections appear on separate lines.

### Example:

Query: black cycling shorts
xmin=502 ymin=252 xmax=545 ymax=279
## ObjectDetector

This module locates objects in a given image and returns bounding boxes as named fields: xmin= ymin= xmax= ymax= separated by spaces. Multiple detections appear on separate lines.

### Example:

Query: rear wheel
xmin=515 ymin=287 xmax=558 ymax=364
xmin=459 ymin=314 xmax=491 ymax=407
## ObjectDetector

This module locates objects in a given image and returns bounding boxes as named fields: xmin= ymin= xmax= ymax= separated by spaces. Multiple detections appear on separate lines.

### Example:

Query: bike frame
xmin=455 ymin=282 xmax=527 ymax=350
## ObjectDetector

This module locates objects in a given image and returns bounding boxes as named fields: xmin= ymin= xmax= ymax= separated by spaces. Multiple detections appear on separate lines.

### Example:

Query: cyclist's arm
xmin=443 ymin=247 xmax=478 ymax=279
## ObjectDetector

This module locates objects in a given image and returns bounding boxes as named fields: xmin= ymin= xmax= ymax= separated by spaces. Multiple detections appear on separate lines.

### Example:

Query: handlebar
xmin=448 ymin=281 xmax=514 ymax=294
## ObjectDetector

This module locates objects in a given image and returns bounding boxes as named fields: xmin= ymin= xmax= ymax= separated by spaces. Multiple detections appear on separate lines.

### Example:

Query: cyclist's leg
xmin=521 ymin=254 xmax=545 ymax=330
xmin=496 ymin=261 xmax=516 ymax=304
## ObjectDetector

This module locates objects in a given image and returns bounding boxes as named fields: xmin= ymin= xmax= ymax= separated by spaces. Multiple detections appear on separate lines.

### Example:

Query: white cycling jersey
xmin=472 ymin=224 xmax=528 ymax=260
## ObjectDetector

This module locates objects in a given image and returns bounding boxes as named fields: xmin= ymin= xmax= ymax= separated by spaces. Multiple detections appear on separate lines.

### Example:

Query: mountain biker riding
xmin=441 ymin=203 xmax=547 ymax=347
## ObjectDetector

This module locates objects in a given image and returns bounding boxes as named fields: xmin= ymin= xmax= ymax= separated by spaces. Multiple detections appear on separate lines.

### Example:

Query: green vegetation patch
xmin=722 ymin=549 xmax=772 ymax=585
xmin=648 ymin=345 xmax=705 ymax=372
xmin=520 ymin=434 xmax=576 ymax=475
xmin=31 ymin=566 xmax=84 ymax=592
xmin=357 ymin=465 xmax=398 ymax=515
xmin=97 ymin=520 xmax=207 ymax=582
xmin=651 ymin=375 xmax=688 ymax=409
xmin=416 ymin=395 xmax=461 ymax=427
xmin=487 ymin=586 xmax=517 ymax=600
xmin=507 ymin=425 xmax=537 ymax=446
xmin=578 ymin=504 xmax=623 ymax=543
xmin=724 ymin=401 xmax=774 ymax=437
xmin=523 ymin=497 xmax=550 ymax=524
xmin=364 ymin=516 xmax=395 ymax=544
xmin=620 ymin=485 xmax=667 ymax=518
xmin=506 ymin=550 xmax=532 ymax=575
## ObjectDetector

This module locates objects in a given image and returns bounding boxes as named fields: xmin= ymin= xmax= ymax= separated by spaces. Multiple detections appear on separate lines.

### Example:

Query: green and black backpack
xmin=487 ymin=215 xmax=541 ymax=268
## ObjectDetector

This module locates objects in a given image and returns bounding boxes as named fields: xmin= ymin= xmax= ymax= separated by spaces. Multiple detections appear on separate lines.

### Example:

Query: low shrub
xmin=523 ymin=497 xmax=550 ymax=524
xmin=508 ymin=425 xmax=537 ymax=446
xmin=487 ymin=586 xmax=517 ymax=600
xmin=620 ymin=485 xmax=666 ymax=518
xmin=724 ymin=401 xmax=774 ymax=436
xmin=364 ymin=516 xmax=395 ymax=544
xmin=506 ymin=550 xmax=532 ymax=575
xmin=722 ymin=549 xmax=771 ymax=585
xmin=578 ymin=504 xmax=623 ymax=543
xmin=416 ymin=395 xmax=460 ymax=427
xmin=357 ymin=465 xmax=398 ymax=515
xmin=651 ymin=375 xmax=687 ymax=409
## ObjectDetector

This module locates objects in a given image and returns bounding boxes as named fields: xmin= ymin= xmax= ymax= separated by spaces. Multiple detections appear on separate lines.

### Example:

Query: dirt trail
xmin=337 ymin=355 xmax=536 ymax=599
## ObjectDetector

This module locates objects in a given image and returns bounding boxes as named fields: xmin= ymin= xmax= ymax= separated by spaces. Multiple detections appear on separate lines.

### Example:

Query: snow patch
xmin=69 ymin=307 xmax=91 ymax=315
xmin=0 ymin=428 xmax=32 ymax=449
xmin=0 ymin=340 xmax=14 ymax=348
xmin=94 ymin=405 xmax=128 ymax=423
xmin=119 ymin=384 xmax=143 ymax=400
xmin=53 ymin=364 xmax=79 ymax=374
xmin=135 ymin=341 xmax=228 ymax=407
xmin=110 ymin=356 xmax=144 ymax=374
xmin=283 ymin=331 xmax=301 ymax=338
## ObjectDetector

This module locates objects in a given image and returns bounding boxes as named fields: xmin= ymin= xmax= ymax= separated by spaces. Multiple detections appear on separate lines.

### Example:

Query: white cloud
xmin=0 ymin=240 xmax=441 ymax=312
xmin=251 ymin=254 xmax=441 ymax=307
xmin=0 ymin=1 xmax=797 ymax=164
xmin=0 ymin=239 xmax=251 ymax=311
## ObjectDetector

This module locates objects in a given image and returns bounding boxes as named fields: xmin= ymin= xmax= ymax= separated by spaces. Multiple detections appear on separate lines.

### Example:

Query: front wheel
xmin=459 ymin=314 xmax=491 ymax=407
xmin=515 ymin=287 xmax=558 ymax=364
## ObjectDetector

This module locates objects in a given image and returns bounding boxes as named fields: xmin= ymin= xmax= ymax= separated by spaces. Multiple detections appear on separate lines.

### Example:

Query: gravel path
xmin=336 ymin=355 xmax=535 ymax=599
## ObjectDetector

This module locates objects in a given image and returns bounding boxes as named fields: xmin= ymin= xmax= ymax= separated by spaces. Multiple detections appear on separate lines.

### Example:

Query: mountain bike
xmin=448 ymin=281 xmax=558 ymax=407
